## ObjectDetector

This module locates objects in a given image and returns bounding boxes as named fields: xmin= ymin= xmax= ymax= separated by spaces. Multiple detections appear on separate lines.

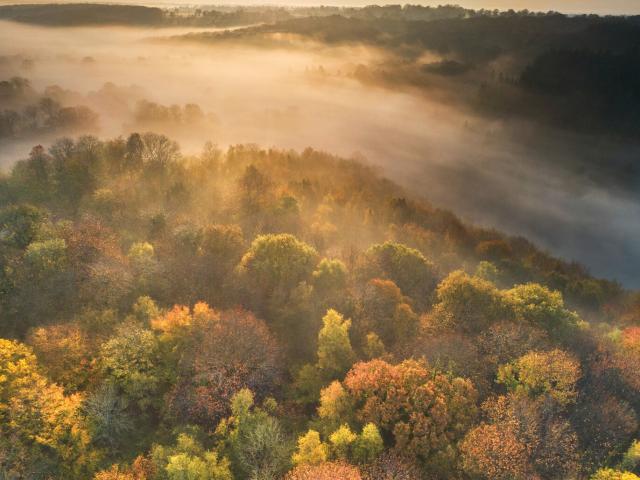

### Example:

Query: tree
xmin=239 ymin=164 xmax=272 ymax=215
xmin=238 ymin=234 xmax=318 ymax=309
xmin=352 ymin=423 xmax=383 ymax=464
xmin=431 ymin=270 xmax=510 ymax=333
xmin=217 ymin=389 xmax=291 ymax=480
xmin=591 ymin=469 xmax=640 ymax=480
xmin=93 ymin=465 xmax=136 ymax=480
xmin=620 ymin=440 xmax=640 ymax=473
xmin=0 ymin=203 xmax=46 ymax=250
xmin=317 ymin=309 xmax=356 ymax=379
xmin=358 ymin=278 xmax=419 ymax=348
xmin=572 ymin=395 xmax=638 ymax=472
xmin=317 ymin=381 xmax=355 ymax=436
xmin=361 ymin=451 xmax=422 ymax=480
xmin=27 ymin=321 xmax=91 ymax=391
xmin=292 ymin=430 xmax=328 ymax=466
xmin=285 ymin=462 xmax=362 ymax=480
xmin=343 ymin=359 xmax=478 ymax=461
xmin=128 ymin=241 xmax=160 ymax=296
xmin=84 ymin=383 xmax=133 ymax=450
xmin=363 ymin=242 xmax=437 ymax=307
xmin=476 ymin=320 xmax=549 ymax=370
xmin=166 ymin=306 xmax=281 ymax=428
xmin=462 ymin=393 xmax=579 ymax=480
xmin=99 ymin=323 xmax=163 ymax=410
xmin=313 ymin=258 xmax=348 ymax=295
xmin=24 ymin=237 xmax=68 ymax=275
xmin=0 ymin=339 xmax=96 ymax=478
xmin=292 ymin=309 xmax=356 ymax=406
xmin=497 ymin=349 xmax=581 ymax=406
xmin=460 ymin=423 xmax=531 ymax=480
xmin=150 ymin=430 xmax=233 ymax=480
xmin=198 ymin=224 xmax=245 ymax=305
xmin=139 ymin=132 xmax=180 ymax=173
xmin=329 ymin=425 xmax=357 ymax=461
xmin=505 ymin=283 xmax=580 ymax=339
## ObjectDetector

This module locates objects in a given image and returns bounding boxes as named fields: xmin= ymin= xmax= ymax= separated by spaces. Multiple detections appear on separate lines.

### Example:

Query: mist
xmin=1 ymin=19 xmax=638 ymax=287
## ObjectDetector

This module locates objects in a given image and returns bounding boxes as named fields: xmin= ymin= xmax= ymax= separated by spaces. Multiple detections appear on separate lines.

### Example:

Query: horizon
xmin=1 ymin=0 xmax=640 ymax=15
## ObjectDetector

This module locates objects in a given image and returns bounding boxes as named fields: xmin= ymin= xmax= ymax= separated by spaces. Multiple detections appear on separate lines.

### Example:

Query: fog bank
xmin=1 ymin=20 xmax=638 ymax=286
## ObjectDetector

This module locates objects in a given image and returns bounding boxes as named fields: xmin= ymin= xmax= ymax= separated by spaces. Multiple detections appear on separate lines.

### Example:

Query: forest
xmin=0 ymin=133 xmax=639 ymax=480
xmin=1 ymin=3 xmax=640 ymax=480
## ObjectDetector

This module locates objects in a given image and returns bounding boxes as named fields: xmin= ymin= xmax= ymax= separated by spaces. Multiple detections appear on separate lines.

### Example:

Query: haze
xmin=2 ymin=0 xmax=640 ymax=14
xmin=1 ymin=18 xmax=639 ymax=287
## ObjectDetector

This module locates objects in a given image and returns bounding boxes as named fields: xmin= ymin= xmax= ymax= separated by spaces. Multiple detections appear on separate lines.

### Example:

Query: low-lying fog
xmin=1 ymin=20 xmax=638 ymax=287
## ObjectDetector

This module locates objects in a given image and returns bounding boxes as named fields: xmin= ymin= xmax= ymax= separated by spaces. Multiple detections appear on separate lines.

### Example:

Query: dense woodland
xmin=0 ymin=131 xmax=639 ymax=479
xmin=2 ymin=3 xmax=640 ymax=480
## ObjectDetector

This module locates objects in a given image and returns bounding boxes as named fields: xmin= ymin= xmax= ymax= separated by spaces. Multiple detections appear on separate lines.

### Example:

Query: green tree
xmin=329 ymin=425 xmax=357 ymax=460
xmin=317 ymin=309 xmax=356 ymax=379
xmin=353 ymin=423 xmax=383 ymax=464
xmin=151 ymin=430 xmax=232 ymax=480
xmin=238 ymin=234 xmax=318 ymax=308
xmin=219 ymin=389 xmax=291 ymax=480
xmin=505 ymin=283 xmax=580 ymax=339
xmin=99 ymin=323 xmax=163 ymax=410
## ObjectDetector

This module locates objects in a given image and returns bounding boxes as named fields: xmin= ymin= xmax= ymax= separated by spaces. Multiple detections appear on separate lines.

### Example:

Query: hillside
xmin=1 ymin=133 xmax=639 ymax=479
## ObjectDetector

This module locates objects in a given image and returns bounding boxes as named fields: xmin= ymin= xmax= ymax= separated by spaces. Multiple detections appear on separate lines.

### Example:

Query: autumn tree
xmin=166 ymin=305 xmax=281 ymax=428
xmin=461 ymin=393 xmax=579 ymax=480
xmin=362 ymin=242 xmax=437 ymax=307
xmin=291 ymin=430 xmax=329 ymax=466
xmin=149 ymin=429 xmax=232 ymax=480
xmin=317 ymin=309 xmax=356 ymax=379
xmin=27 ymin=321 xmax=92 ymax=391
xmin=497 ymin=349 xmax=581 ymax=406
xmin=285 ymin=462 xmax=362 ymax=480
xmin=238 ymin=233 xmax=318 ymax=308
xmin=591 ymin=469 xmax=640 ymax=480
xmin=292 ymin=309 xmax=355 ymax=405
xmin=505 ymin=283 xmax=581 ymax=340
xmin=358 ymin=278 xmax=419 ymax=348
xmin=431 ymin=270 xmax=510 ymax=333
xmin=361 ymin=451 xmax=422 ymax=480
xmin=0 ymin=339 xmax=96 ymax=478
xmin=343 ymin=359 xmax=478 ymax=462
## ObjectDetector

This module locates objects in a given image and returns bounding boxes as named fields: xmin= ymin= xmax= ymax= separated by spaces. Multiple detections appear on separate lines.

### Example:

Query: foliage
xmin=285 ymin=462 xmax=362 ymax=480
xmin=0 ymin=339 xmax=96 ymax=478
xmin=166 ymin=306 xmax=282 ymax=428
xmin=99 ymin=322 xmax=163 ymax=410
xmin=432 ymin=270 xmax=510 ymax=333
xmin=343 ymin=359 xmax=478 ymax=461
xmin=363 ymin=241 xmax=437 ymax=307
xmin=218 ymin=389 xmax=292 ymax=480
xmin=497 ymin=349 xmax=581 ymax=405
xmin=150 ymin=430 xmax=233 ymax=480
xmin=291 ymin=430 xmax=328 ymax=466
xmin=317 ymin=309 xmax=356 ymax=379
xmin=591 ymin=469 xmax=640 ymax=480
xmin=0 ymin=131 xmax=634 ymax=479
xmin=352 ymin=423 xmax=384 ymax=464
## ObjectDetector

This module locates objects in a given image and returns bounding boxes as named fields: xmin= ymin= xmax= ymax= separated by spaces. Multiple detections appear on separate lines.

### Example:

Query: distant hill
xmin=0 ymin=3 xmax=164 ymax=26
